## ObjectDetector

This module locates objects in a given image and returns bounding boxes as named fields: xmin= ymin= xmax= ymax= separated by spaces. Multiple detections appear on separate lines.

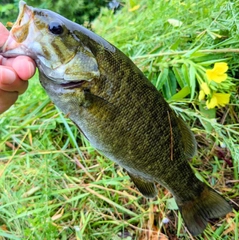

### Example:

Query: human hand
xmin=0 ymin=22 xmax=36 ymax=114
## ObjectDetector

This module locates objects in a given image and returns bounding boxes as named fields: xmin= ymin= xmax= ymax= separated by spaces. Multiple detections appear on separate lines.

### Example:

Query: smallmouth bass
xmin=1 ymin=1 xmax=232 ymax=236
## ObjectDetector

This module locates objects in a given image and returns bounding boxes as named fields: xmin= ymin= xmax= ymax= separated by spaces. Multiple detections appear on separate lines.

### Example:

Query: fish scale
xmin=1 ymin=1 xmax=232 ymax=236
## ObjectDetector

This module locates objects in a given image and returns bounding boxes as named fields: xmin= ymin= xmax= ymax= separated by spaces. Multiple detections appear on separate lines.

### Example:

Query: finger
xmin=1 ymin=56 xmax=36 ymax=80
xmin=12 ymin=56 xmax=36 ymax=80
xmin=0 ymin=66 xmax=29 ymax=94
xmin=0 ymin=23 xmax=9 ymax=46
xmin=0 ymin=89 xmax=18 ymax=114
xmin=0 ymin=56 xmax=15 ymax=67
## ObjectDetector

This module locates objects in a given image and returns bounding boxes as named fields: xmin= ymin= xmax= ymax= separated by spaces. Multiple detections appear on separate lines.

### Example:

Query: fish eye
xmin=48 ymin=22 xmax=64 ymax=35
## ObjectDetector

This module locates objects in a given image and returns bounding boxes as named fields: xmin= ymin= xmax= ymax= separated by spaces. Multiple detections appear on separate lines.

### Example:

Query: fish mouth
xmin=60 ymin=80 xmax=86 ymax=89
xmin=1 ymin=44 xmax=34 ymax=58
xmin=1 ymin=1 xmax=36 ymax=58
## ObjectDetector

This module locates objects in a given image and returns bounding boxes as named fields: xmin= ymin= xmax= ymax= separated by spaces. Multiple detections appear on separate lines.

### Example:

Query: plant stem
xmin=132 ymin=48 xmax=239 ymax=59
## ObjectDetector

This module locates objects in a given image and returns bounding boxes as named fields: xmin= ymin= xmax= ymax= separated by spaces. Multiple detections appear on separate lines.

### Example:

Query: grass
xmin=0 ymin=0 xmax=239 ymax=239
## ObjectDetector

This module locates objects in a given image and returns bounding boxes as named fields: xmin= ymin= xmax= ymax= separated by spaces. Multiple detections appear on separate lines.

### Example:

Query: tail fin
xmin=177 ymin=186 xmax=232 ymax=236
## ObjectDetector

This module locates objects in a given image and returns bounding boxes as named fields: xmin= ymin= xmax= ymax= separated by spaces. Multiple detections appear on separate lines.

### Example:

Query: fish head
xmin=1 ymin=1 xmax=100 ymax=84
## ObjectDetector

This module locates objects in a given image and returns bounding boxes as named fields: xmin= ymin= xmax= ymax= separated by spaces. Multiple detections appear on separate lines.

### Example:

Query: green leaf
xmin=170 ymin=39 xmax=181 ymax=50
xmin=189 ymin=64 xmax=196 ymax=100
xmin=162 ymin=69 xmax=177 ymax=99
xmin=181 ymin=63 xmax=191 ymax=90
xmin=155 ymin=67 xmax=169 ymax=90
xmin=166 ymin=198 xmax=178 ymax=210
xmin=167 ymin=69 xmax=178 ymax=96
xmin=172 ymin=66 xmax=186 ymax=88
xmin=199 ymin=58 xmax=229 ymax=66
xmin=199 ymin=102 xmax=216 ymax=132
xmin=195 ymin=171 xmax=206 ymax=182
xmin=170 ymin=86 xmax=191 ymax=100
xmin=0 ymin=231 xmax=20 ymax=240
xmin=183 ymin=44 xmax=202 ymax=58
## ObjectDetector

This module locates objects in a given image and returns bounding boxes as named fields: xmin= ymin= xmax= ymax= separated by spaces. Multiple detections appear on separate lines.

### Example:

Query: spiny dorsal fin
xmin=177 ymin=117 xmax=197 ymax=158
xmin=127 ymin=171 xmax=157 ymax=198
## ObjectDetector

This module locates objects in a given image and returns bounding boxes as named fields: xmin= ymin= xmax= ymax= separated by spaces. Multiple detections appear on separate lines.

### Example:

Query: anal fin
xmin=127 ymin=171 xmax=157 ymax=198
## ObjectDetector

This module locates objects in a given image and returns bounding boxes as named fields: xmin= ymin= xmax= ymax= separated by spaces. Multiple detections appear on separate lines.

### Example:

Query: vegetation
xmin=0 ymin=0 xmax=238 ymax=239
xmin=0 ymin=0 xmax=107 ymax=25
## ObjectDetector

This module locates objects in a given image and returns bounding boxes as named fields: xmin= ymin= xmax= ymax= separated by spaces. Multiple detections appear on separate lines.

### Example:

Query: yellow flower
xmin=199 ymin=82 xmax=210 ymax=101
xmin=206 ymin=62 xmax=228 ymax=83
xmin=206 ymin=93 xmax=230 ymax=109
xmin=201 ymin=82 xmax=210 ymax=95
xmin=199 ymin=90 xmax=205 ymax=101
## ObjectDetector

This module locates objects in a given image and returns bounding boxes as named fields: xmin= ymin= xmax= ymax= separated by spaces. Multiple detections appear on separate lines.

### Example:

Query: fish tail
xmin=177 ymin=185 xmax=232 ymax=236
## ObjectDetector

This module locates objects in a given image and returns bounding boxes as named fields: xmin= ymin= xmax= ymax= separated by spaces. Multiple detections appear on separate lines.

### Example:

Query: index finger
xmin=0 ymin=23 xmax=9 ymax=47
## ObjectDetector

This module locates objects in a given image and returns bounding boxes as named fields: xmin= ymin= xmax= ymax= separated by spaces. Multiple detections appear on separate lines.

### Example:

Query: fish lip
xmin=1 ymin=1 xmax=35 ymax=56
xmin=19 ymin=1 xmax=27 ymax=12
xmin=1 ymin=45 xmax=34 ymax=58
xmin=60 ymin=80 xmax=85 ymax=89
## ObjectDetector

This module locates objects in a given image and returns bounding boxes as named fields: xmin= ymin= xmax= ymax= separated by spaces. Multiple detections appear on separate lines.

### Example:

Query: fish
xmin=1 ymin=1 xmax=232 ymax=236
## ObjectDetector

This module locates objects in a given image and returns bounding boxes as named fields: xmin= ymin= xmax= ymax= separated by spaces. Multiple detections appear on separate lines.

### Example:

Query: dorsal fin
xmin=127 ymin=171 xmax=157 ymax=198
xmin=177 ymin=117 xmax=197 ymax=158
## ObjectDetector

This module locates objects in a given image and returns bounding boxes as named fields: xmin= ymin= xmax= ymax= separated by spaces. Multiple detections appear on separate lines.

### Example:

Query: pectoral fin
xmin=83 ymin=89 xmax=116 ymax=120
xmin=127 ymin=171 xmax=157 ymax=198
